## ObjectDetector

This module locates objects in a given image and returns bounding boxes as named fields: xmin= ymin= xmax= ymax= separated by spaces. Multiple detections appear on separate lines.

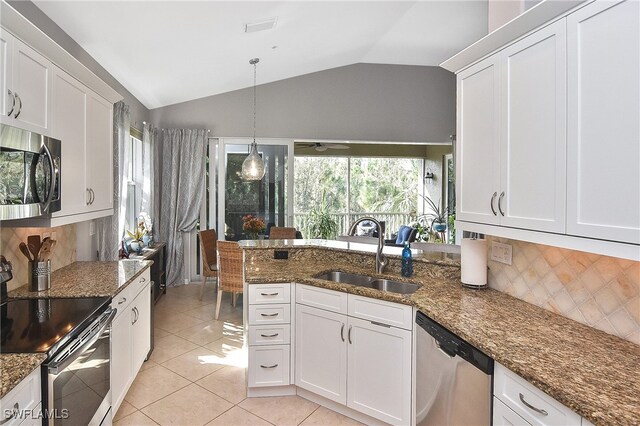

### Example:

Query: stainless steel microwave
xmin=0 ymin=125 xmax=61 ymax=220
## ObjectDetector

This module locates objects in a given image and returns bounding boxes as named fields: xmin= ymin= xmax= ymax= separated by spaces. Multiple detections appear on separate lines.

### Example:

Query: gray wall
xmin=151 ymin=63 xmax=455 ymax=143
xmin=8 ymin=0 xmax=150 ymax=128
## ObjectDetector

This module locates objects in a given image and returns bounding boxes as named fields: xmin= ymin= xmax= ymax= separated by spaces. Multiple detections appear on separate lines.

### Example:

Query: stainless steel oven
xmin=0 ymin=124 xmax=61 ymax=220
xmin=44 ymin=307 xmax=116 ymax=425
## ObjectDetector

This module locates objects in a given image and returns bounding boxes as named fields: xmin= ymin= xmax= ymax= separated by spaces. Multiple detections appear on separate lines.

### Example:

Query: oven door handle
xmin=48 ymin=308 xmax=116 ymax=375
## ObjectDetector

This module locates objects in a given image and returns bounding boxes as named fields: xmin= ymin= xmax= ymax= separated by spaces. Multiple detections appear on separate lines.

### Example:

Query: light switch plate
xmin=491 ymin=241 xmax=513 ymax=265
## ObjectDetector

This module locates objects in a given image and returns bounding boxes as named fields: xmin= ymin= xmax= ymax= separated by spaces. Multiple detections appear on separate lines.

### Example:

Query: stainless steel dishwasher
xmin=415 ymin=311 xmax=494 ymax=425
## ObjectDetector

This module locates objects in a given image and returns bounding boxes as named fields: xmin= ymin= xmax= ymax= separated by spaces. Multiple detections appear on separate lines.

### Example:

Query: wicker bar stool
xmin=199 ymin=229 xmax=218 ymax=300
xmin=269 ymin=226 xmax=297 ymax=240
xmin=215 ymin=241 xmax=244 ymax=320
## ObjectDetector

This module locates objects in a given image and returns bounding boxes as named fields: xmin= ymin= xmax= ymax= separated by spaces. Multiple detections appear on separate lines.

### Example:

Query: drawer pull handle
xmin=260 ymin=364 xmax=278 ymax=369
xmin=348 ymin=325 xmax=352 ymax=344
xmin=519 ymin=393 xmax=548 ymax=416
xmin=260 ymin=333 xmax=279 ymax=338
xmin=118 ymin=297 xmax=127 ymax=305
xmin=260 ymin=292 xmax=279 ymax=296
xmin=140 ymin=277 xmax=147 ymax=282
xmin=498 ymin=191 xmax=505 ymax=216
xmin=261 ymin=313 xmax=279 ymax=317
xmin=490 ymin=192 xmax=498 ymax=216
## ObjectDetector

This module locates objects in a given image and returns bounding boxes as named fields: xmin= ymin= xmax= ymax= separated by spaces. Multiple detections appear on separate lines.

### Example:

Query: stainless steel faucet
xmin=347 ymin=217 xmax=388 ymax=274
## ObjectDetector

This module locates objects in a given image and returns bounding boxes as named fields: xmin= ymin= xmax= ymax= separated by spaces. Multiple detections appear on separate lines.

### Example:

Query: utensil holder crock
xmin=28 ymin=260 xmax=51 ymax=292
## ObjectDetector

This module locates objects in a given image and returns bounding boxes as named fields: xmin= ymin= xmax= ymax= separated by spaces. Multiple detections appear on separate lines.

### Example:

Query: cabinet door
xmin=295 ymin=303 xmax=347 ymax=404
xmin=567 ymin=0 xmax=640 ymax=244
xmin=346 ymin=317 xmax=412 ymax=425
xmin=85 ymin=90 xmax=113 ymax=212
xmin=111 ymin=307 xmax=132 ymax=413
xmin=499 ymin=20 xmax=567 ymax=233
xmin=493 ymin=397 xmax=531 ymax=426
xmin=0 ymin=29 xmax=13 ymax=117
xmin=457 ymin=56 xmax=501 ymax=225
xmin=51 ymin=68 xmax=87 ymax=217
xmin=132 ymin=284 xmax=151 ymax=374
xmin=11 ymin=38 xmax=50 ymax=133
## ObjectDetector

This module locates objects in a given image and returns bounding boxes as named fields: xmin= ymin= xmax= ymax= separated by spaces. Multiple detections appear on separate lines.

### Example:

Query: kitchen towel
xmin=461 ymin=238 xmax=488 ymax=287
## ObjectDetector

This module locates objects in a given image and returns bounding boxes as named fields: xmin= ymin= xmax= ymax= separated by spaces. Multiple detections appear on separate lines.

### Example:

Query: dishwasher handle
xmin=416 ymin=310 xmax=494 ymax=375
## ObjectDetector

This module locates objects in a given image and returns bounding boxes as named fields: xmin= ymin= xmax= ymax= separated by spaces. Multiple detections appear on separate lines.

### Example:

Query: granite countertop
xmin=0 ymin=353 xmax=47 ymax=399
xmin=242 ymin=243 xmax=640 ymax=426
xmin=9 ymin=260 xmax=153 ymax=299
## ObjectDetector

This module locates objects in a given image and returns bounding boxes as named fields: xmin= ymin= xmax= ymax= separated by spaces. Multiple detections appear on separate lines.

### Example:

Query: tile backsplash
xmin=487 ymin=237 xmax=639 ymax=345
xmin=0 ymin=224 xmax=76 ymax=291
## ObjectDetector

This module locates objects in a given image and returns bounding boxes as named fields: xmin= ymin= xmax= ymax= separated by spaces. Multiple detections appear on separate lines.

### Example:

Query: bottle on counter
xmin=401 ymin=241 xmax=413 ymax=277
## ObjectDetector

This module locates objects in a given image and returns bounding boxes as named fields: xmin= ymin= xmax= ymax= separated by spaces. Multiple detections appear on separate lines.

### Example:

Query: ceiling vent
xmin=245 ymin=17 xmax=278 ymax=33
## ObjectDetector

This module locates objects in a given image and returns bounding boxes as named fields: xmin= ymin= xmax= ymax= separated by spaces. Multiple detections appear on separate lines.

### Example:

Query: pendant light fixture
xmin=241 ymin=58 xmax=266 ymax=181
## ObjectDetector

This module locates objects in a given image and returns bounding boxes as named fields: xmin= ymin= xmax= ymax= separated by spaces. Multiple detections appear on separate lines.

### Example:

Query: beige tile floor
xmin=114 ymin=283 xmax=363 ymax=426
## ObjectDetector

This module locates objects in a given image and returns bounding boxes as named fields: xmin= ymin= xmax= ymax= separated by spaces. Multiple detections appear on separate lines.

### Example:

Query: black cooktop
xmin=1 ymin=297 xmax=110 ymax=356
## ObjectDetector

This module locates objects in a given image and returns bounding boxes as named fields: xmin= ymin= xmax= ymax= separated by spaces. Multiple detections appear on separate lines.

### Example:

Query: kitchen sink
xmin=314 ymin=271 xmax=420 ymax=295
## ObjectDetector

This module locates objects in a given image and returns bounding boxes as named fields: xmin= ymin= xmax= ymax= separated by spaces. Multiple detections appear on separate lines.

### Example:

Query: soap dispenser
xmin=401 ymin=241 xmax=413 ymax=277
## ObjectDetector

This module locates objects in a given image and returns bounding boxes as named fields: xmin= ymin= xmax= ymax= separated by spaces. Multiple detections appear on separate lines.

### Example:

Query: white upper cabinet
xmin=50 ymin=66 xmax=114 ymax=224
xmin=457 ymin=20 xmax=566 ymax=233
xmin=566 ymin=0 xmax=640 ymax=244
xmin=457 ymin=56 xmax=501 ymax=226
xmin=85 ymin=90 xmax=114 ymax=212
xmin=0 ymin=28 xmax=52 ymax=134
xmin=499 ymin=20 xmax=567 ymax=233
xmin=51 ymin=67 xmax=87 ymax=217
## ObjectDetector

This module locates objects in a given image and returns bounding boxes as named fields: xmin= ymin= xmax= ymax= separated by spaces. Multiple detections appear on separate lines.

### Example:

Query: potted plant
xmin=306 ymin=191 xmax=338 ymax=239
xmin=126 ymin=227 xmax=145 ymax=255
xmin=242 ymin=215 xmax=266 ymax=239
xmin=421 ymin=196 xmax=449 ymax=233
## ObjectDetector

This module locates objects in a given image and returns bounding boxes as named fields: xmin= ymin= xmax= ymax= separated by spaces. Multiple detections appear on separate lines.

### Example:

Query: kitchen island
xmin=240 ymin=239 xmax=640 ymax=426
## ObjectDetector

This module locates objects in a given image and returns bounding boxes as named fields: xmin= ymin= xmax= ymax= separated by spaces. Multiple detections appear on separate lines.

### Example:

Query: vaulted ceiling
xmin=33 ymin=1 xmax=487 ymax=109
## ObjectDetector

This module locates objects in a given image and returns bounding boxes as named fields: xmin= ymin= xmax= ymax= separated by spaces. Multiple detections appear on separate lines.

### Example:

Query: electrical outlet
xmin=491 ymin=241 xmax=513 ymax=265
xmin=51 ymin=231 xmax=57 ymax=241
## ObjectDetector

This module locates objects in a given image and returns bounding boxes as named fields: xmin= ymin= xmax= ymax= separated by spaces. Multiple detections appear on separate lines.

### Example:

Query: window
xmin=293 ymin=156 xmax=421 ymax=238
xmin=121 ymin=127 xmax=153 ymax=240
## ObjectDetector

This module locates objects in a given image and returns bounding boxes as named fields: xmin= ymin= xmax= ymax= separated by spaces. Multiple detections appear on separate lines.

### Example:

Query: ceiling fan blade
xmin=325 ymin=143 xmax=350 ymax=150
xmin=315 ymin=145 xmax=328 ymax=152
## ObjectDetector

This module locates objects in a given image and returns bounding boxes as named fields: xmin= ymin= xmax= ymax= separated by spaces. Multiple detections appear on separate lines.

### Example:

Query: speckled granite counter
xmin=8 ymin=260 xmax=153 ymax=299
xmin=0 ymin=353 xmax=47 ymax=399
xmin=240 ymin=241 xmax=640 ymax=426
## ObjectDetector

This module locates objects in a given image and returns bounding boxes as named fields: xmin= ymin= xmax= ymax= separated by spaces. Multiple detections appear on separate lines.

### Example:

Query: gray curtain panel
xmin=97 ymin=101 xmax=130 ymax=260
xmin=159 ymin=128 xmax=207 ymax=286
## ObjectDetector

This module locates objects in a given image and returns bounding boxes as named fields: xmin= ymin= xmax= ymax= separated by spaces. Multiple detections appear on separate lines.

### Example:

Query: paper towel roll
xmin=461 ymin=238 xmax=488 ymax=287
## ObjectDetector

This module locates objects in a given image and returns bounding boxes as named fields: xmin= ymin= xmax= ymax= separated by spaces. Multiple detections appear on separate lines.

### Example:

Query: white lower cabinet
xmin=346 ymin=316 xmax=412 ymax=425
xmin=111 ymin=270 xmax=151 ymax=412
xmin=294 ymin=284 xmax=413 ymax=425
xmin=247 ymin=283 xmax=293 ymax=390
xmin=0 ymin=367 xmax=41 ymax=426
xmin=494 ymin=397 xmax=530 ymax=426
xmin=295 ymin=303 xmax=348 ymax=403
xmin=494 ymin=363 xmax=581 ymax=426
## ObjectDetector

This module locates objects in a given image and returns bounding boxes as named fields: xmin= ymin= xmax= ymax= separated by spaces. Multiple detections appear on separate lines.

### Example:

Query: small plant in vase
xmin=126 ymin=227 xmax=145 ymax=255
xmin=242 ymin=215 xmax=266 ymax=239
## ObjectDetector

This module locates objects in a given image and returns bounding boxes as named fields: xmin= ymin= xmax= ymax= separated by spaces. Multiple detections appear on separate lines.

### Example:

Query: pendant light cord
xmin=250 ymin=58 xmax=259 ymax=146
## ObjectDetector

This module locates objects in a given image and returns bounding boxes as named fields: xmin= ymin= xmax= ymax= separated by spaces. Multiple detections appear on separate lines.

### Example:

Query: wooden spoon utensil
xmin=39 ymin=239 xmax=52 ymax=262
xmin=27 ymin=235 xmax=41 ymax=260
xmin=19 ymin=242 xmax=32 ymax=261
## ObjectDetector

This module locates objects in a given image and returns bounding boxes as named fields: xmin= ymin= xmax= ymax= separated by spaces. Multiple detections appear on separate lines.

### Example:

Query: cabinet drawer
xmin=493 ymin=397 xmax=531 ymax=426
xmin=494 ymin=363 xmax=581 ymax=426
xmin=248 ymin=345 xmax=291 ymax=387
xmin=347 ymin=295 xmax=413 ymax=330
xmin=249 ymin=283 xmax=291 ymax=305
xmin=248 ymin=304 xmax=291 ymax=325
xmin=296 ymin=284 xmax=347 ymax=314
xmin=0 ymin=367 xmax=41 ymax=426
xmin=111 ymin=269 xmax=150 ymax=319
xmin=248 ymin=325 xmax=291 ymax=346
